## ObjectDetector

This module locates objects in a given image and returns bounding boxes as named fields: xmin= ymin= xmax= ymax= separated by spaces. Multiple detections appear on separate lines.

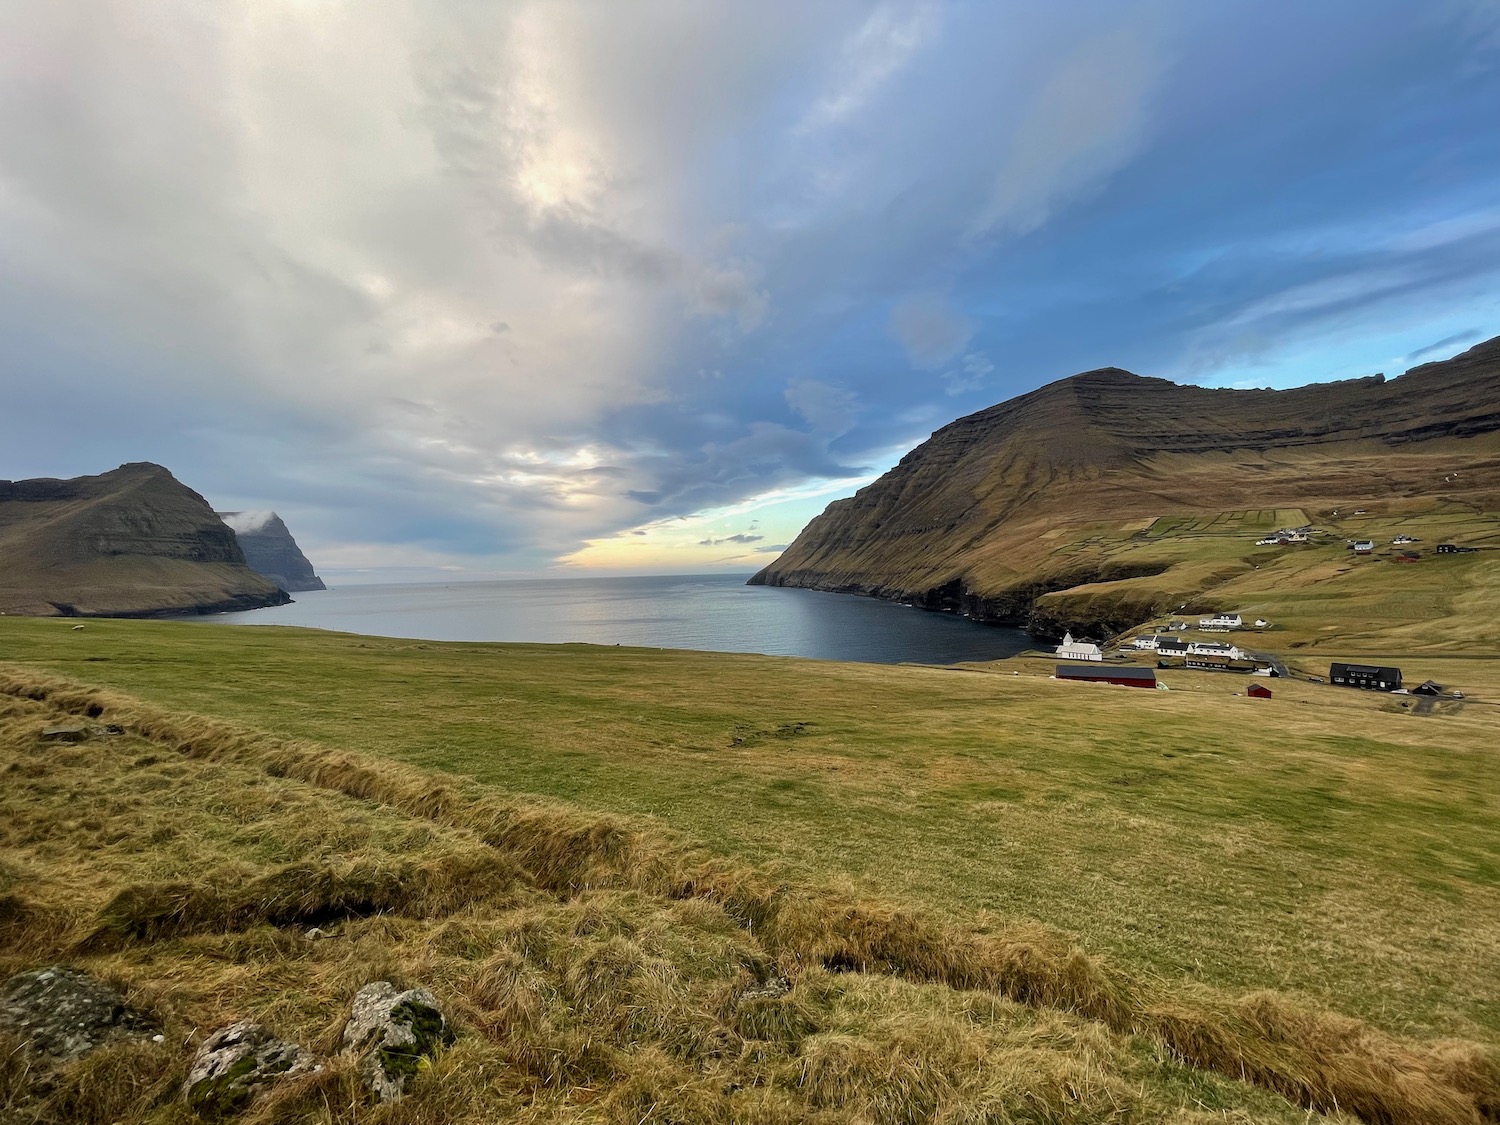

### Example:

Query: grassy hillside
xmin=3 ymin=649 xmax=1498 ymax=1124
xmin=2 ymin=618 xmax=1495 ymax=1057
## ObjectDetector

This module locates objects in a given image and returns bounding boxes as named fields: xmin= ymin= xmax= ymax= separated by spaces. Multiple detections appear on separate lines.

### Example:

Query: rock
xmin=182 ymin=1021 xmax=320 ymax=1114
xmin=341 ymin=982 xmax=453 ymax=1102
xmin=0 ymin=966 xmax=156 ymax=1059
xmin=40 ymin=722 xmax=89 ymax=742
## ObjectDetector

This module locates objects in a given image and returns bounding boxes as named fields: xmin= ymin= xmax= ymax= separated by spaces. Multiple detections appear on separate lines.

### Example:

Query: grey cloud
xmin=698 ymin=533 xmax=763 ymax=546
xmin=889 ymin=293 xmax=975 ymax=368
xmin=1405 ymin=330 xmax=1479 ymax=363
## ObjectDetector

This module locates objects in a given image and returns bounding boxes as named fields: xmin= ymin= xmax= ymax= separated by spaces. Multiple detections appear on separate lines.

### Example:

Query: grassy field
xmin=1 ymin=615 xmax=1496 ymax=1058
xmin=18 ymin=670 xmax=1488 ymax=1125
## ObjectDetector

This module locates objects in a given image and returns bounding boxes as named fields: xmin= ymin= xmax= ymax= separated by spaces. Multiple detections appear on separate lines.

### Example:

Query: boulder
xmin=0 ymin=966 xmax=158 ymax=1059
xmin=182 ymin=1021 xmax=320 ymax=1114
xmin=341 ymin=982 xmax=453 ymax=1101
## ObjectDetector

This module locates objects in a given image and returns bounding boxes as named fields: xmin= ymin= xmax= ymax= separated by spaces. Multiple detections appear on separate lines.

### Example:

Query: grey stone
xmin=340 ymin=982 xmax=453 ymax=1102
xmin=0 ymin=966 xmax=156 ymax=1059
xmin=182 ymin=1020 xmax=320 ymax=1114
xmin=40 ymin=723 xmax=88 ymax=743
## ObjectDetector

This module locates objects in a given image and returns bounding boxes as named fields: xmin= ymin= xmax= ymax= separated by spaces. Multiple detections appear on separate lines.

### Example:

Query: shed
xmin=1411 ymin=680 xmax=1444 ymax=696
xmin=1247 ymin=683 xmax=1273 ymax=699
xmin=1055 ymin=664 xmax=1157 ymax=689
xmin=1329 ymin=662 xmax=1403 ymax=692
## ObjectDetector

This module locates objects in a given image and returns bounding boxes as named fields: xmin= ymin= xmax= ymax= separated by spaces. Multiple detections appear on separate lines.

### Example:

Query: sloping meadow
xmin=1 ymin=666 xmax=1496 ymax=1125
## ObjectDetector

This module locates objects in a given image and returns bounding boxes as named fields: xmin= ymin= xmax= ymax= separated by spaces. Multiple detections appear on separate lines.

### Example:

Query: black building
xmin=1329 ymin=662 xmax=1403 ymax=691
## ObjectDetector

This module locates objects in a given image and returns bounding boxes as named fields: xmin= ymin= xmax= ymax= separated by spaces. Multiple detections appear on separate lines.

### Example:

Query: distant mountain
xmin=218 ymin=511 xmax=326 ymax=592
xmin=0 ymin=462 xmax=291 ymax=617
xmin=751 ymin=337 xmax=1500 ymax=634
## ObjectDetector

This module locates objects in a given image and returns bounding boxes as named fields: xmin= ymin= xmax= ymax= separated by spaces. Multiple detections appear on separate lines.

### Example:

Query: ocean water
xmin=199 ymin=573 xmax=1032 ymax=665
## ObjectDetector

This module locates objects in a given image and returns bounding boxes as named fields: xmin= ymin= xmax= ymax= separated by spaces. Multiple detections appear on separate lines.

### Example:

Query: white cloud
xmin=801 ymin=1 xmax=941 ymax=131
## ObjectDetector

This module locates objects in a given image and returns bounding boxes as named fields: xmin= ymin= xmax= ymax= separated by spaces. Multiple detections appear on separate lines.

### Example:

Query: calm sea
xmin=199 ymin=573 xmax=1032 ymax=665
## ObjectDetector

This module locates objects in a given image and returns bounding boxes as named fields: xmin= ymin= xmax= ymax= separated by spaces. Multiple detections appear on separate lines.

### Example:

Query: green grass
xmin=2 ymin=615 xmax=1496 ymax=1049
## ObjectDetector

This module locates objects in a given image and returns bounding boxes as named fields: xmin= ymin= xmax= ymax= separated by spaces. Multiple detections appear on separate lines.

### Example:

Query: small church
xmin=1055 ymin=632 xmax=1103 ymax=662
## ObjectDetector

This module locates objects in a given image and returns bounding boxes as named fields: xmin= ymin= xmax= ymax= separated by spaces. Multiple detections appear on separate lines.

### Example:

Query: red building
xmin=1247 ymin=683 xmax=1273 ymax=699
xmin=1055 ymin=664 xmax=1158 ymax=688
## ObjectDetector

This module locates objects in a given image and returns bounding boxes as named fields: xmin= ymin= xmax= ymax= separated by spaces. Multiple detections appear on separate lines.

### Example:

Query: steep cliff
xmin=218 ymin=511 xmax=326 ymax=592
xmin=751 ymin=337 xmax=1500 ymax=635
xmin=0 ymin=463 xmax=291 ymax=617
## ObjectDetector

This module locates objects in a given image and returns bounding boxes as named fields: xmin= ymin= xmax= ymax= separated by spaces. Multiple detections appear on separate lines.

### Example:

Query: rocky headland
xmin=217 ymin=511 xmax=326 ymax=592
xmin=0 ymin=463 xmax=291 ymax=617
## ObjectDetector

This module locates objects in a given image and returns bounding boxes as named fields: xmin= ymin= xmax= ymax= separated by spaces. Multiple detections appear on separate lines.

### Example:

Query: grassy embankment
xmin=2 ymin=641 xmax=1499 ymax=1124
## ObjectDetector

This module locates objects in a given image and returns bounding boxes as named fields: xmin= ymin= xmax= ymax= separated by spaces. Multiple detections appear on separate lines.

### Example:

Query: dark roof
xmin=1412 ymin=680 xmax=1444 ymax=695
xmin=1055 ymin=664 xmax=1157 ymax=681
xmin=1330 ymin=662 xmax=1402 ymax=678
xmin=1157 ymin=639 xmax=1189 ymax=650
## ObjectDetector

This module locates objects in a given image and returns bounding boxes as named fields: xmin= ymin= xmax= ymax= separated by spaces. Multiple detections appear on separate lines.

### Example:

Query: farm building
xmin=1055 ymin=664 xmax=1158 ymax=688
xmin=1247 ymin=683 xmax=1273 ymax=699
xmin=1130 ymin=635 xmax=1161 ymax=651
xmin=1352 ymin=540 xmax=1375 ymax=554
xmin=1055 ymin=632 xmax=1103 ymax=661
xmin=1329 ymin=662 xmax=1403 ymax=692
xmin=1411 ymin=680 xmax=1444 ymax=696
xmin=1156 ymin=638 xmax=1190 ymax=658
xmin=1436 ymin=544 xmax=1476 ymax=554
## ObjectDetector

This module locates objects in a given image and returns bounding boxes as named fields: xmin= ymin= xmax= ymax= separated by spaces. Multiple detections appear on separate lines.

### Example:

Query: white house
xmin=1055 ymin=632 xmax=1103 ymax=661
xmin=1392 ymin=535 xmax=1416 ymax=546
xmin=1353 ymin=540 xmax=1374 ymax=554
xmin=1198 ymin=613 xmax=1243 ymax=631
xmin=1130 ymin=635 xmax=1160 ymax=651
xmin=1187 ymin=640 xmax=1246 ymax=660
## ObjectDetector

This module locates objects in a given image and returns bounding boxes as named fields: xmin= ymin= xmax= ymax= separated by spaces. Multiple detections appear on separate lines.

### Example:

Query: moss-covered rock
xmin=182 ymin=1021 xmax=320 ymax=1116
xmin=341 ymin=982 xmax=454 ymax=1102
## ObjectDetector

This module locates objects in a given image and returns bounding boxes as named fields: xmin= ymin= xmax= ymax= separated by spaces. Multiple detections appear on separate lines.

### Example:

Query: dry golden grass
xmin=2 ymin=667 xmax=1497 ymax=1124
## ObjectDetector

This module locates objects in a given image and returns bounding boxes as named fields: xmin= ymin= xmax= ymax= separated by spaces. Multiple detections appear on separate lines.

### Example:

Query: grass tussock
xmin=1 ymin=663 xmax=1497 ymax=1125
xmin=82 ymin=851 xmax=524 ymax=949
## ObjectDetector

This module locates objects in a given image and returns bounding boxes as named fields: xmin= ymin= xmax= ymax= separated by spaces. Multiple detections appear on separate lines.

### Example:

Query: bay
xmin=199 ymin=573 xmax=1032 ymax=664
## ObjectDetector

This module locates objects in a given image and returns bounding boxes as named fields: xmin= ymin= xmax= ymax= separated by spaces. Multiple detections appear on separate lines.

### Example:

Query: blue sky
xmin=2 ymin=1 xmax=1498 ymax=579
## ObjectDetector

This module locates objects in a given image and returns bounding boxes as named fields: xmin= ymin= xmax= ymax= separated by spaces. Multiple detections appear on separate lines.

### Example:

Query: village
xmin=1051 ymin=611 xmax=1452 ymax=700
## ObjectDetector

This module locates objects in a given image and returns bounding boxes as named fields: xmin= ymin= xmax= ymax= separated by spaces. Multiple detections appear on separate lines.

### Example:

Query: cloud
xmin=889 ymin=294 xmax=975 ymax=368
xmin=220 ymin=510 xmax=276 ymax=535
xmin=969 ymin=27 xmax=1166 ymax=238
xmin=941 ymin=351 xmax=995 ymax=396
xmin=698 ymin=533 xmax=763 ymax=546
xmin=801 ymin=1 xmax=941 ymax=131
xmin=785 ymin=379 xmax=859 ymax=435
xmin=1404 ymin=330 xmax=1480 ymax=363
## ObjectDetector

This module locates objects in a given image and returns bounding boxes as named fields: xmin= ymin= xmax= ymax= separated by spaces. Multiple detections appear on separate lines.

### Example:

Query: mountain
xmin=0 ymin=463 xmax=291 ymax=617
xmin=750 ymin=337 xmax=1500 ymax=636
xmin=217 ymin=511 xmax=326 ymax=592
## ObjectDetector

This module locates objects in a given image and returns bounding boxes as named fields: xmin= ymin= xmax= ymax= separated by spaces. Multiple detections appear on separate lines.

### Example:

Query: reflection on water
xmin=198 ymin=573 xmax=1031 ymax=665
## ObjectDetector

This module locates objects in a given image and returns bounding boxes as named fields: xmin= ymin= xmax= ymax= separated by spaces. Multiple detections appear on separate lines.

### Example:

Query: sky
xmin=2 ymin=1 xmax=1499 ymax=582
